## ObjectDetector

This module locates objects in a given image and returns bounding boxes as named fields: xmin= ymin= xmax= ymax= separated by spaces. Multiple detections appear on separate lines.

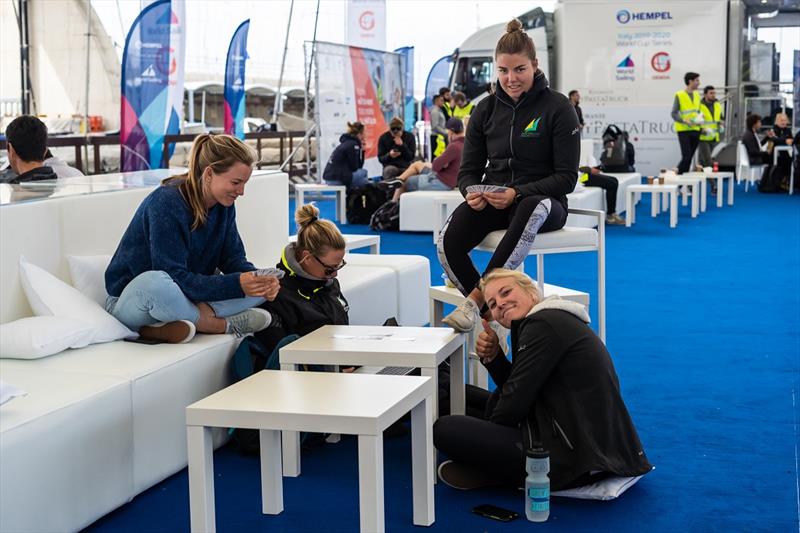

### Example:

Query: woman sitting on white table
xmin=434 ymin=268 xmax=652 ymax=491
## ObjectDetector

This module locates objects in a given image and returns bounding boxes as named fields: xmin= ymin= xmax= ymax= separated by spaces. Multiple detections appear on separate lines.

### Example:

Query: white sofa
xmin=0 ymin=170 xmax=429 ymax=532
xmin=398 ymin=172 xmax=641 ymax=232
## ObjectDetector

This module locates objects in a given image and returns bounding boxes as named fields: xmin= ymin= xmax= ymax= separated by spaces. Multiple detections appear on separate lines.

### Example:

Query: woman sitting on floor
xmin=434 ymin=268 xmax=652 ymax=491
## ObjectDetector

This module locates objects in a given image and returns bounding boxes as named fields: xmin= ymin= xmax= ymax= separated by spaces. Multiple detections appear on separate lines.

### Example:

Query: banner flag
xmin=423 ymin=55 xmax=452 ymax=119
xmin=794 ymin=51 xmax=799 ymax=131
xmin=120 ymin=0 xmax=185 ymax=171
xmin=345 ymin=0 xmax=386 ymax=51
xmin=224 ymin=20 xmax=250 ymax=139
xmin=395 ymin=46 xmax=415 ymax=131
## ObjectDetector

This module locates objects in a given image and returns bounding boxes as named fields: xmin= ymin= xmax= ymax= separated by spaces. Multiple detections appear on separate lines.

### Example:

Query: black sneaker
xmin=377 ymin=179 xmax=403 ymax=191
xmin=437 ymin=460 xmax=503 ymax=490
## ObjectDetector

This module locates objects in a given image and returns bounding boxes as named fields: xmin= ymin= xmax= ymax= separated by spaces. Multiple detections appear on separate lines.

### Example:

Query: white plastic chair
xmin=736 ymin=141 xmax=765 ymax=192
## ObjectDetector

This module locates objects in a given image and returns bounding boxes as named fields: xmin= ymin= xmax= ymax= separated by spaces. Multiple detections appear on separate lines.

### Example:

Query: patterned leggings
xmin=437 ymin=195 xmax=567 ymax=295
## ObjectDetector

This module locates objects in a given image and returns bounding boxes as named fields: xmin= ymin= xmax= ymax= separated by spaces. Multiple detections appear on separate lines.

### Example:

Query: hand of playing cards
xmin=466 ymin=184 xmax=511 ymax=195
xmin=254 ymin=267 xmax=285 ymax=279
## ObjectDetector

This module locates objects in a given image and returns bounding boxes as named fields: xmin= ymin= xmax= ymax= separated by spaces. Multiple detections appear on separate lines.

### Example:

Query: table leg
xmin=338 ymin=189 xmax=348 ymax=224
xmin=663 ymin=190 xmax=670 ymax=211
xmin=727 ymin=176 xmax=734 ymax=206
xmin=358 ymin=434 xmax=385 ymax=533
xmin=700 ymin=178 xmax=707 ymax=212
xmin=187 ymin=425 xmax=215 ymax=533
xmin=681 ymin=187 xmax=688 ymax=207
xmin=717 ymin=177 xmax=724 ymax=207
xmin=297 ymin=190 xmax=304 ymax=208
xmin=670 ymin=191 xmax=678 ymax=228
xmin=430 ymin=299 xmax=443 ymax=327
xmin=651 ymin=192 xmax=658 ymax=217
xmin=369 ymin=241 xmax=380 ymax=254
xmin=260 ymin=429 xmax=284 ymax=515
xmin=279 ymin=363 xmax=301 ymax=476
xmin=411 ymin=397 xmax=435 ymax=526
xmin=691 ymin=184 xmax=699 ymax=218
xmin=449 ymin=343 xmax=466 ymax=416
xmin=626 ymin=191 xmax=633 ymax=227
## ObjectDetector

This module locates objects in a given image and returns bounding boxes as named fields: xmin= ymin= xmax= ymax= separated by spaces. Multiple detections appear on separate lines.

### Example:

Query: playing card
xmin=482 ymin=185 xmax=510 ymax=193
xmin=255 ymin=268 xmax=285 ymax=279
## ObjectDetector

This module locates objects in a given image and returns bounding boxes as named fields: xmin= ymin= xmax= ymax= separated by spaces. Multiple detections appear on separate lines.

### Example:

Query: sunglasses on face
xmin=313 ymin=254 xmax=346 ymax=276
xmin=390 ymin=127 xmax=401 ymax=133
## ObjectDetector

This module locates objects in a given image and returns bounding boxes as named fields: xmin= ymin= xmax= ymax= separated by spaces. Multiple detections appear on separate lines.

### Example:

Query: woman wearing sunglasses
xmin=255 ymin=203 xmax=350 ymax=362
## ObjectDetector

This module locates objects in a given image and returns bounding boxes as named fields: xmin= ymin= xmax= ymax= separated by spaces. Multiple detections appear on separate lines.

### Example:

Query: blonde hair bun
xmin=295 ymin=203 xmax=321 ymax=230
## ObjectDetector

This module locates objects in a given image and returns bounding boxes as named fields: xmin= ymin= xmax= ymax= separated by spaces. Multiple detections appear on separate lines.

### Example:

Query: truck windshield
xmin=453 ymin=56 xmax=493 ymax=100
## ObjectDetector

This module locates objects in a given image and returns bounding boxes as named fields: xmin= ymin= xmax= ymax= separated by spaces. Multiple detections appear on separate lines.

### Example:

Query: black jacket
xmin=259 ymin=244 xmax=349 ymax=337
xmin=484 ymin=304 xmax=652 ymax=490
xmin=322 ymin=133 xmax=364 ymax=186
xmin=2 ymin=165 xmax=57 ymax=184
xmin=742 ymin=130 xmax=767 ymax=164
xmin=377 ymin=130 xmax=416 ymax=170
xmin=458 ymin=71 xmax=580 ymax=212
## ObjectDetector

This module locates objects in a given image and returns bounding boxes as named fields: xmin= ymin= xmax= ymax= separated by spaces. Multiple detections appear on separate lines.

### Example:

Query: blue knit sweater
xmin=105 ymin=184 xmax=255 ymax=302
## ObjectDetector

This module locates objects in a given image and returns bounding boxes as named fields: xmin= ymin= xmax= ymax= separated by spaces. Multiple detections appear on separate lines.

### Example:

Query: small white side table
xmin=661 ymin=176 xmax=702 ymax=217
xmin=295 ymin=183 xmax=347 ymax=224
xmin=432 ymin=195 xmax=466 ymax=243
xmin=626 ymin=184 xmax=679 ymax=228
xmin=186 ymin=370 xmax=435 ymax=533
xmin=680 ymin=171 xmax=735 ymax=208
xmin=290 ymin=233 xmax=380 ymax=254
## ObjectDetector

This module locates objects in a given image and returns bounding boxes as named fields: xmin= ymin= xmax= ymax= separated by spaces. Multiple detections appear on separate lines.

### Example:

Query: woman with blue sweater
xmin=105 ymin=134 xmax=279 ymax=344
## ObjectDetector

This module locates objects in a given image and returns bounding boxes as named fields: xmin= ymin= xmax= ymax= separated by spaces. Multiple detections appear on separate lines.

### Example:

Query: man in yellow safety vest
xmin=698 ymin=85 xmax=724 ymax=168
xmin=670 ymin=72 xmax=702 ymax=174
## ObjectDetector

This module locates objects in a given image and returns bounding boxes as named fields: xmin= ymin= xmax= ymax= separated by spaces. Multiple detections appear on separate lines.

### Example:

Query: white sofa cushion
xmin=477 ymin=226 xmax=598 ymax=252
xmin=399 ymin=189 xmax=462 ymax=232
xmin=19 ymin=256 xmax=133 ymax=343
xmin=0 ymin=316 xmax=96 ymax=359
xmin=67 ymin=254 xmax=112 ymax=307
xmin=336 ymin=265 xmax=398 ymax=326
xmin=0 ymin=380 xmax=26 ymax=406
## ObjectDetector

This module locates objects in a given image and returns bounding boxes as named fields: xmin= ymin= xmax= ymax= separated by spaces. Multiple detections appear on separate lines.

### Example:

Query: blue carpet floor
xmin=86 ymin=189 xmax=799 ymax=532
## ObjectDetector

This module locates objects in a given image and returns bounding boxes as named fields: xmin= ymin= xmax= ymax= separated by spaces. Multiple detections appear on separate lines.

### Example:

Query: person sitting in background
xmin=771 ymin=112 xmax=795 ymax=191
xmin=430 ymin=94 xmax=448 ymax=158
xmin=43 ymin=149 xmax=84 ymax=178
xmin=451 ymin=91 xmax=474 ymax=121
xmin=434 ymin=268 xmax=652 ymax=491
xmin=255 ymin=202 xmax=349 ymax=368
xmin=742 ymin=113 xmax=775 ymax=192
xmin=322 ymin=121 xmax=369 ymax=190
xmin=377 ymin=117 xmax=416 ymax=181
xmin=2 ymin=115 xmax=57 ymax=183
xmin=578 ymin=165 xmax=624 ymax=225
xmin=105 ymin=133 xmax=277 ymax=344
xmin=383 ymin=117 xmax=465 ymax=201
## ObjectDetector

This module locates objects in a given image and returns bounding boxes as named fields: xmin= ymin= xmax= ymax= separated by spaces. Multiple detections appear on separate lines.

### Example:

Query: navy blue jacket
xmin=323 ymin=133 xmax=364 ymax=186
xmin=105 ymin=183 xmax=255 ymax=302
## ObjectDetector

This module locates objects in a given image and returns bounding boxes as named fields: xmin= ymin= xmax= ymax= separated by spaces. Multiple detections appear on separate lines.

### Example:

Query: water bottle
xmin=525 ymin=444 xmax=550 ymax=522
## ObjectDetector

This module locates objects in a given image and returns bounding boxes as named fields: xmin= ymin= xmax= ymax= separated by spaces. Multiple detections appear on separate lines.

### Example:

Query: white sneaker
xmin=442 ymin=297 xmax=479 ymax=332
xmin=139 ymin=320 xmax=196 ymax=344
xmin=225 ymin=308 xmax=272 ymax=337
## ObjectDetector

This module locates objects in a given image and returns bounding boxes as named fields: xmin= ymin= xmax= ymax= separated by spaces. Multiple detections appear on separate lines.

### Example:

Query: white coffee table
xmin=661 ymin=175 xmax=702 ymax=217
xmin=681 ymin=171 xmax=734 ymax=207
xmin=295 ymin=183 xmax=348 ymax=223
xmin=626 ymin=184 xmax=679 ymax=228
xmin=279 ymin=325 xmax=465 ymax=477
xmin=290 ymin=233 xmax=380 ymax=254
xmin=186 ymin=370 xmax=434 ymax=533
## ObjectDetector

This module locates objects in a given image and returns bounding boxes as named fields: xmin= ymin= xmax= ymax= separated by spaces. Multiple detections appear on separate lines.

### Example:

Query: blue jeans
xmin=105 ymin=270 xmax=264 ymax=330
xmin=406 ymin=169 xmax=451 ymax=192
xmin=326 ymin=168 xmax=369 ymax=190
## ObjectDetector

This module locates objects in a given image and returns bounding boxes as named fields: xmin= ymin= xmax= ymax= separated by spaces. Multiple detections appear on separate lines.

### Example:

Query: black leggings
xmin=433 ymin=386 xmax=611 ymax=490
xmin=677 ymin=131 xmax=700 ymax=174
xmin=437 ymin=195 xmax=567 ymax=296
xmin=584 ymin=173 xmax=618 ymax=214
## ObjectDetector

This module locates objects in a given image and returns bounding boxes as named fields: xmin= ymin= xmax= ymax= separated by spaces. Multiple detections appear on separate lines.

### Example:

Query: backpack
xmin=369 ymin=200 xmax=400 ymax=231
xmin=600 ymin=124 xmax=635 ymax=172
xmin=346 ymin=183 xmax=387 ymax=224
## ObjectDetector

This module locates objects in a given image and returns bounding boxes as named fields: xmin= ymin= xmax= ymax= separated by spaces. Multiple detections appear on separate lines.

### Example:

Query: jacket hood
xmin=280 ymin=243 xmax=334 ymax=285
xmin=526 ymin=295 xmax=590 ymax=323
xmin=495 ymin=69 xmax=549 ymax=107
xmin=339 ymin=133 xmax=360 ymax=144
xmin=9 ymin=165 xmax=57 ymax=184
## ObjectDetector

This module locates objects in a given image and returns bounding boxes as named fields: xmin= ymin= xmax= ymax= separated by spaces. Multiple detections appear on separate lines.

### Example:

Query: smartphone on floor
xmin=472 ymin=504 xmax=519 ymax=522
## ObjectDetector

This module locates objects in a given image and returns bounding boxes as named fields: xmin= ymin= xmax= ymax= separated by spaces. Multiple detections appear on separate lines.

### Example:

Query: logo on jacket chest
xmin=521 ymin=116 xmax=543 ymax=138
